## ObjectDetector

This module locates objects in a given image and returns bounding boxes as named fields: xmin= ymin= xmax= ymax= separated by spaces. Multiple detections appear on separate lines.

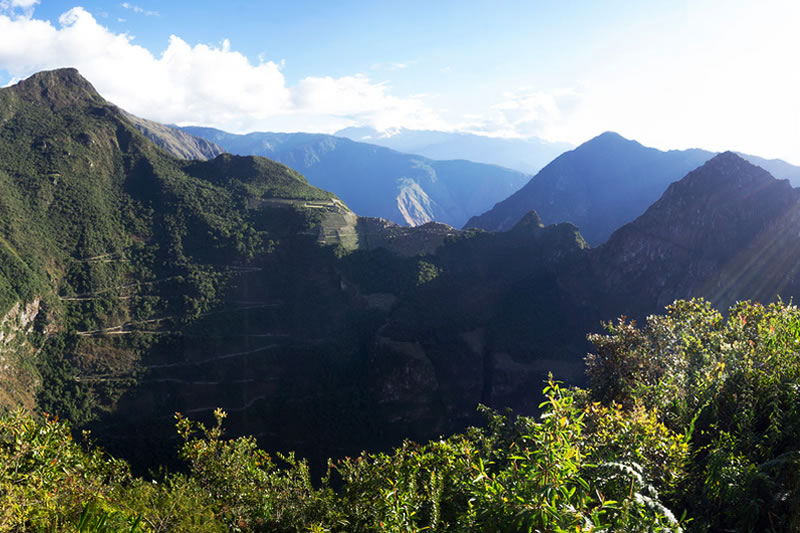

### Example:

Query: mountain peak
xmin=676 ymin=150 xmax=774 ymax=192
xmin=579 ymin=131 xmax=640 ymax=150
xmin=595 ymin=131 xmax=626 ymax=141
xmin=510 ymin=210 xmax=545 ymax=233
xmin=707 ymin=150 xmax=747 ymax=165
xmin=10 ymin=68 xmax=105 ymax=110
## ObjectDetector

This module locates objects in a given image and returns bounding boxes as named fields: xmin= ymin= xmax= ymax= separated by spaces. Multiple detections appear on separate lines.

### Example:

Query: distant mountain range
xmin=180 ymin=126 xmax=530 ymax=228
xmin=6 ymin=68 xmax=800 ymax=481
xmin=581 ymin=151 xmax=800 ymax=319
xmin=335 ymin=126 xmax=572 ymax=174
xmin=466 ymin=132 xmax=800 ymax=246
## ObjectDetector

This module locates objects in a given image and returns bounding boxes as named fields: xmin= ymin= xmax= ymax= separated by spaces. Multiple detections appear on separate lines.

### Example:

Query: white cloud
xmin=0 ymin=2 xmax=797 ymax=164
xmin=0 ymin=7 xmax=445 ymax=134
xmin=1 ymin=0 xmax=39 ymax=8
xmin=466 ymin=1 xmax=800 ymax=164
xmin=461 ymin=88 xmax=582 ymax=140
xmin=120 ymin=2 xmax=158 ymax=17
xmin=371 ymin=61 xmax=411 ymax=71
xmin=0 ymin=0 xmax=39 ymax=18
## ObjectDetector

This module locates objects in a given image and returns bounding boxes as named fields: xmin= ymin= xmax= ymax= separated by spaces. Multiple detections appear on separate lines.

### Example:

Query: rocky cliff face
xmin=0 ymin=299 xmax=41 ymax=410
xmin=123 ymin=112 xmax=225 ymax=160
xmin=587 ymin=152 xmax=800 ymax=318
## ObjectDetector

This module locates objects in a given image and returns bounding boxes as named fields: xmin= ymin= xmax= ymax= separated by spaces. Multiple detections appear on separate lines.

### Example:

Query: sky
xmin=0 ymin=0 xmax=798 ymax=164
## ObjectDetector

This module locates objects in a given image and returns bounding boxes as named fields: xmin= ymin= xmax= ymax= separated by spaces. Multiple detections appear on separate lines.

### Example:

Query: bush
xmin=586 ymin=298 xmax=800 ymax=531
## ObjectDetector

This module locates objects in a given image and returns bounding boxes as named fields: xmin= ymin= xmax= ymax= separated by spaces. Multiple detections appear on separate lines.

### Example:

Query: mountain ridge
xmin=6 ymin=68 xmax=800 ymax=483
xmin=0 ymin=69 xmax=588 ymax=472
xmin=465 ymin=132 xmax=800 ymax=246
xmin=123 ymin=111 xmax=225 ymax=160
xmin=181 ymin=126 xmax=530 ymax=228
xmin=581 ymin=151 xmax=800 ymax=318
xmin=335 ymin=126 xmax=572 ymax=174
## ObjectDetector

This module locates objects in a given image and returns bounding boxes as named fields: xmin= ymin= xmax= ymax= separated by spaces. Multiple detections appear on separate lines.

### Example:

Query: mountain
xmin=0 ymin=69 xmax=597 ymax=474
xmin=465 ymin=133 xmax=800 ymax=247
xmin=8 ymin=68 xmax=800 ymax=485
xmin=335 ymin=126 xmax=572 ymax=175
xmin=585 ymin=151 xmax=800 ymax=318
xmin=123 ymin=111 xmax=224 ymax=160
xmin=465 ymin=132 xmax=714 ymax=246
xmin=736 ymin=152 xmax=800 ymax=185
xmin=181 ymin=126 xmax=530 ymax=228
xmin=0 ymin=67 xmax=387 ymax=468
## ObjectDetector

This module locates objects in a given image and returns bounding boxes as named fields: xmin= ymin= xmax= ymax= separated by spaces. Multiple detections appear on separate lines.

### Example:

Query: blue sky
xmin=1 ymin=1 xmax=798 ymax=164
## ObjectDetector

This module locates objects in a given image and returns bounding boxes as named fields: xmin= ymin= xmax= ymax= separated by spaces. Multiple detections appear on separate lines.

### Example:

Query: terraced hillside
xmin=0 ymin=68 xmax=603 ymax=472
xmin=0 ymin=68 xmax=377 ymax=465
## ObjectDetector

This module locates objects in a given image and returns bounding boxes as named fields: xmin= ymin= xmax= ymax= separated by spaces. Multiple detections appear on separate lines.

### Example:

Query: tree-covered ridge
xmin=2 ymin=298 xmax=798 ymax=531
xmin=0 ymin=68 xmax=349 ymax=425
xmin=0 ymin=69 xmax=336 ymax=315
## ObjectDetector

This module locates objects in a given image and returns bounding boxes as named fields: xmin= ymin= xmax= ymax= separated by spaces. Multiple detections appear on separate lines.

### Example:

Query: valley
xmin=1 ymin=68 xmax=799 ymax=531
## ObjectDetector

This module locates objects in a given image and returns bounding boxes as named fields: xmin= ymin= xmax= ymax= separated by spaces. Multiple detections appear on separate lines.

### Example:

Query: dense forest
xmin=2 ymin=69 xmax=800 ymax=532
xmin=3 ymin=299 xmax=799 ymax=531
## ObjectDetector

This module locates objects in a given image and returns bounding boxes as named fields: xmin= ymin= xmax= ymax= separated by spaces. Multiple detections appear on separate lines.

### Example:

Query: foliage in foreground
xmin=587 ymin=298 xmax=800 ymax=532
xmin=1 ymin=389 xmax=684 ymax=532
xmin=2 ymin=298 xmax=799 ymax=531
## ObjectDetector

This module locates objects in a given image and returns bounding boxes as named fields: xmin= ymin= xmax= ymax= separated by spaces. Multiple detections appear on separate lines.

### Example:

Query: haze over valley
xmin=1 ymin=2 xmax=799 ymax=531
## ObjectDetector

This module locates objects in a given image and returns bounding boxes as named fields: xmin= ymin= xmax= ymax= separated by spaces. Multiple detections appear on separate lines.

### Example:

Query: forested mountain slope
xmin=5 ymin=69 xmax=800 ymax=496
xmin=182 ymin=126 xmax=530 ymax=228
xmin=0 ymin=69 xmax=594 ymax=471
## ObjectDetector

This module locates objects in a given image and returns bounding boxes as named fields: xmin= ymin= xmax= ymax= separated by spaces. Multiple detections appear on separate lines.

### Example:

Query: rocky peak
xmin=590 ymin=150 xmax=800 ymax=316
xmin=576 ymin=131 xmax=643 ymax=153
xmin=509 ymin=210 xmax=545 ymax=234
xmin=9 ymin=68 xmax=106 ymax=111
xmin=662 ymin=151 xmax=779 ymax=196
xmin=641 ymin=151 xmax=794 ymax=234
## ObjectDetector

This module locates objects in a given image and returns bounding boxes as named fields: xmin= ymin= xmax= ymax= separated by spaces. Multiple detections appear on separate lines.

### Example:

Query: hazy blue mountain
xmin=0 ymin=69 xmax=593 ymax=471
xmin=584 ymin=151 xmax=800 ymax=319
xmin=335 ymin=126 xmax=572 ymax=174
xmin=182 ymin=126 xmax=529 ymax=228
xmin=464 ymin=133 xmax=800 ymax=247
xmin=465 ymin=132 xmax=713 ymax=245
xmin=736 ymin=152 xmax=800 ymax=185
xmin=8 ymin=68 xmax=800 ymax=483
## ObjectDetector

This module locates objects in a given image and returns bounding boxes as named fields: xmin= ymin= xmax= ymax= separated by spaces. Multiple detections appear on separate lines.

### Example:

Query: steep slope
xmin=122 ymin=111 xmax=224 ymax=160
xmin=335 ymin=126 xmax=572 ymax=174
xmin=736 ymin=152 xmax=800 ymax=185
xmin=22 ymin=69 xmax=800 ymax=484
xmin=465 ymin=132 xmax=714 ymax=245
xmin=338 ymin=213 xmax=594 ymax=443
xmin=465 ymin=133 xmax=800 ymax=247
xmin=0 ymin=68 xmax=379 ymax=467
xmin=1 ymin=68 xmax=598 ymax=475
xmin=585 ymin=152 xmax=800 ymax=318
xmin=181 ymin=126 xmax=529 ymax=228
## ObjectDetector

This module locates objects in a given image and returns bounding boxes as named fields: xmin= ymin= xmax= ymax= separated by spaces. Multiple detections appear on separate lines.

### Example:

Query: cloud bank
xmin=0 ymin=1 xmax=797 ymax=165
xmin=0 ymin=6 xmax=446 ymax=133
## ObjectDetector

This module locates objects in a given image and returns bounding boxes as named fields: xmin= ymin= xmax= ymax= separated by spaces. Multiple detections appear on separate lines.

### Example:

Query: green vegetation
xmin=0 ymin=70 xmax=346 ymax=427
xmin=3 ymin=71 xmax=798 ymax=531
xmin=586 ymin=299 xmax=800 ymax=531
xmin=2 ymin=298 xmax=798 ymax=531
